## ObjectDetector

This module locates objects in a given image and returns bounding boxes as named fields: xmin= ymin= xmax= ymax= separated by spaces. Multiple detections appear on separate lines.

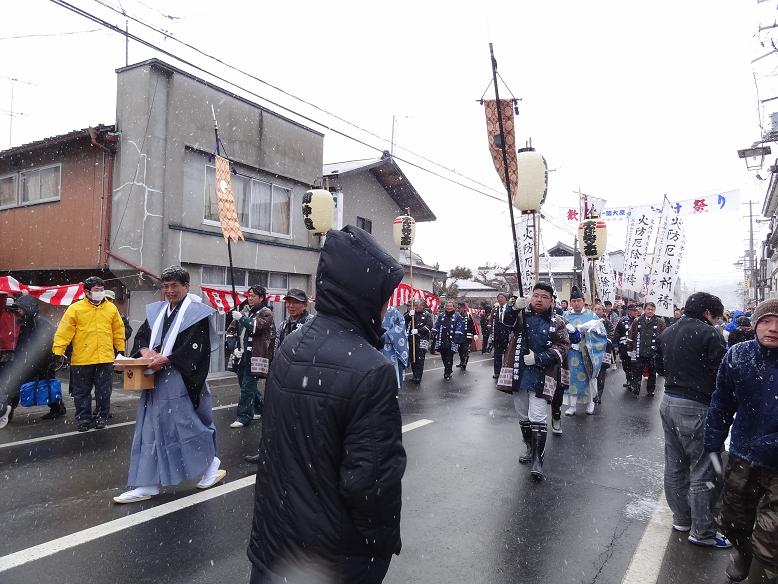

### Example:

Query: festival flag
xmin=214 ymin=154 xmax=244 ymax=242
xmin=645 ymin=201 xmax=686 ymax=317
xmin=557 ymin=189 xmax=740 ymax=223
xmin=622 ymin=209 xmax=655 ymax=293
xmin=483 ymin=100 xmax=518 ymax=196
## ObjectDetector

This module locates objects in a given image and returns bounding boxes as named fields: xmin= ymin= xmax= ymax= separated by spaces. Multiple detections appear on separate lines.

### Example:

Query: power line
xmin=87 ymin=0 xmax=507 ymax=198
xmin=49 ymin=0 xmax=509 ymax=204
xmin=0 ymin=28 xmax=102 ymax=41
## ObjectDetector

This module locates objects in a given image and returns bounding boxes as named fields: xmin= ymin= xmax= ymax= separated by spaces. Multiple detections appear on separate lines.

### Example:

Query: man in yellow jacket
xmin=53 ymin=276 xmax=125 ymax=432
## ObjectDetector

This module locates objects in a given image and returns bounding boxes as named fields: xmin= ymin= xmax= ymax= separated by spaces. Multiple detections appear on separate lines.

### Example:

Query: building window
xmin=20 ymin=164 xmax=61 ymax=204
xmin=203 ymin=163 xmax=291 ymax=236
xmin=356 ymin=216 xmax=372 ymax=234
xmin=0 ymin=175 xmax=16 ymax=208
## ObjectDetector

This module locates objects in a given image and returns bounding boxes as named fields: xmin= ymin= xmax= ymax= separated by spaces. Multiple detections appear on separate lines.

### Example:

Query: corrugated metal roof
xmin=0 ymin=124 xmax=115 ymax=160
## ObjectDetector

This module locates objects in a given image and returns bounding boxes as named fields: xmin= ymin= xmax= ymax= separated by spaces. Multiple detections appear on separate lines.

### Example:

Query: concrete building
xmin=0 ymin=59 xmax=440 ymax=374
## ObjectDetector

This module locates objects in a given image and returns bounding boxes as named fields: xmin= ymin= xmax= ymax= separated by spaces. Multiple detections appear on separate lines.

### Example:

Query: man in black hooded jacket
xmin=247 ymin=225 xmax=406 ymax=584
xmin=0 ymin=295 xmax=65 ymax=428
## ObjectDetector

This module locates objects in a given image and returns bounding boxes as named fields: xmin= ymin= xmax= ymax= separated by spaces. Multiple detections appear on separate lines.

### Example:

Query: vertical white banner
xmin=517 ymin=213 xmax=536 ymax=295
xmin=646 ymin=204 xmax=685 ymax=317
xmin=596 ymin=254 xmax=616 ymax=303
xmin=622 ymin=210 xmax=654 ymax=293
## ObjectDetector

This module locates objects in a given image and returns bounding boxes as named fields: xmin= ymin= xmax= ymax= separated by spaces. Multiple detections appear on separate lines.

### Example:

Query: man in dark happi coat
xmin=113 ymin=266 xmax=225 ymax=504
xmin=456 ymin=301 xmax=477 ymax=371
xmin=405 ymin=299 xmax=433 ymax=384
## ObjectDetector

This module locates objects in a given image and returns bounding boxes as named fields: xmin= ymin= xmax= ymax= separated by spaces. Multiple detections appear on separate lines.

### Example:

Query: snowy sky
xmin=1 ymin=1 xmax=773 ymax=307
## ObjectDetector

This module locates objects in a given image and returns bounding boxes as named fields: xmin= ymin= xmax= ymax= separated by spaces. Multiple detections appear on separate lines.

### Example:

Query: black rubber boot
xmin=725 ymin=545 xmax=751 ymax=583
xmin=519 ymin=421 xmax=532 ymax=464
xmin=746 ymin=557 xmax=778 ymax=584
xmin=530 ymin=422 xmax=547 ymax=480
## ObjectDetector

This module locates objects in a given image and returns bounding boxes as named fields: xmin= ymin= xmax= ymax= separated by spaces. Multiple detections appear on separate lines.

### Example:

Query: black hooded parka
xmin=248 ymin=225 xmax=406 ymax=584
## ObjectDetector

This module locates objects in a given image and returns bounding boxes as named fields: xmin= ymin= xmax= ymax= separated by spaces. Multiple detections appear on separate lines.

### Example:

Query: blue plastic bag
xmin=47 ymin=379 xmax=62 ymax=403
xmin=20 ymin=381 xmax=36 ymax=407
xmin=34 ymin=381 xmax=50 ymax=406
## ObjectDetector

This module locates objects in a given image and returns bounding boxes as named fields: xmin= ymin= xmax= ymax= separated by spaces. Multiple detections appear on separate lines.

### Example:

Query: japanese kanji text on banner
xmin=622 ymin=210 xmax=655 ymax=293
xmin=645 ymin=201 xmax=686 ymax=317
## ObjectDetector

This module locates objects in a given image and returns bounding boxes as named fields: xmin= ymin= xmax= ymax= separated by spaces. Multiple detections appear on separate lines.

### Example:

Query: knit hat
xmin=751 ymin=299 xmax=778 ymax=326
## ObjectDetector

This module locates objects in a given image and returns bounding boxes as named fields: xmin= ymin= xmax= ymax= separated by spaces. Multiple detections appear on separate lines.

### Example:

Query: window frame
xmin=19 ymin=163 xmax=62 ymax=207
xmin=0 ymin=172 xmax=18 ymax=210
xmin=201 ymin=162 xmax=293 ymax=239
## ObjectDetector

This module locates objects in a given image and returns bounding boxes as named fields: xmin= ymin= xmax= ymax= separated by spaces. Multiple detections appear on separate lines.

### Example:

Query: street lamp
xmin=737 ymin=145 xmax=771 ymax=171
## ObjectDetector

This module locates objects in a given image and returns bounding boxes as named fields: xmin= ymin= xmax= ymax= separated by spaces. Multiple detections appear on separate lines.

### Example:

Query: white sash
xmin=149 ymin=296 xmax=192 ymax=357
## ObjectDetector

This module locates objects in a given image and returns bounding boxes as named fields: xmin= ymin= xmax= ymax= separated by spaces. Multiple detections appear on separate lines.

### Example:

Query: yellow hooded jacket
xmin=52 ymin=298 xmax=126 ymax=365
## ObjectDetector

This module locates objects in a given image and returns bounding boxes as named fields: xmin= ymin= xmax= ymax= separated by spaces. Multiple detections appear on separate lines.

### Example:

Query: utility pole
xmin=747 ymin=200 xmax=757 ymax=305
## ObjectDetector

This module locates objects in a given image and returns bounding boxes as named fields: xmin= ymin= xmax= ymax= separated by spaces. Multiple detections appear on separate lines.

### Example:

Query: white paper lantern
xmin=513 ymin=147 xmax=548 ymax=211
xmin=578 ymin=218 xmax=608 ymax=259
xmin=302 ymin=189 xmax=334 ymax=236
xmin=393 ymin=214 xmax=416 ymax=250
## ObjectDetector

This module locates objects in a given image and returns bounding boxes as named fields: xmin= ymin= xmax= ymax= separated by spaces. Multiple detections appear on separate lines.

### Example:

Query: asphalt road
xmin=0 ymin=355 xmax=734 ymax=584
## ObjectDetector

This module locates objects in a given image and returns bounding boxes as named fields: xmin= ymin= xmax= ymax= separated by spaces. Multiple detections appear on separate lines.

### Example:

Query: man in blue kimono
xmin=563 ymin=286 xmax=605 ymax=416
xmin=113 ymin=266 xmax=225 ymax=504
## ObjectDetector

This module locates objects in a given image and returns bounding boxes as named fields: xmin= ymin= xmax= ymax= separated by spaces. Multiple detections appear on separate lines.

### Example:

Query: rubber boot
xmin=747 ymin=557 xmax=778 ymax=584
xmin=530 ymin=422 xmax=547 ymax=480
xmin=519 ymin=420 xmax=532 ymax=464
xmin=725 ymin=544 xmax=751 ymax=583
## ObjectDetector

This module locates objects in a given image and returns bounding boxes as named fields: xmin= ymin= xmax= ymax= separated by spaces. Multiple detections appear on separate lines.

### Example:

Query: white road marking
xmin=2 ymin=359 xmax=489 ymax=450
xmin=0 ymin=418 xmax=434 ymax=573
xmin=621 ymin=492 xmax=673 ymax=584
xmin=400 ymin=419 xmax=434 ymax=432
xmin=0 ymin=403 xmax=238 ymax=450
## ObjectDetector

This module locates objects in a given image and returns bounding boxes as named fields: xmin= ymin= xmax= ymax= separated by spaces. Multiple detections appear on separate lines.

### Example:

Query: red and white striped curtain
xmin=0 ymin=276 xmax=84 ymax=305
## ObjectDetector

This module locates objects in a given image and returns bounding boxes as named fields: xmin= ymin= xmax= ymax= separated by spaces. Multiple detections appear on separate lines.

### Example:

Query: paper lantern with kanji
xmin=513 ymin=147 xmax=548 ymax=211
xmin=393 ymin=214 xmax=416 ymax=250
xmin=578 ymin=218 xmax=607 ymax=259
xmin=301 ymin=189 xmax=334 ymax=236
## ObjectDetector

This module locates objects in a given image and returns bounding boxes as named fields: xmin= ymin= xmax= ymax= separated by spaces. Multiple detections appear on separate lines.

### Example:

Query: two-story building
xmin=0 ymin=59 xmax=439 ymax=374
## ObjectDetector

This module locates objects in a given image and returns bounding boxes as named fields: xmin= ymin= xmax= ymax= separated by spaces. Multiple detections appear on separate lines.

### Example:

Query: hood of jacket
xmin=315 ymin=225 xmax=404 ymax=349
xmin=14 ymin=295 xmax=39 ymax=321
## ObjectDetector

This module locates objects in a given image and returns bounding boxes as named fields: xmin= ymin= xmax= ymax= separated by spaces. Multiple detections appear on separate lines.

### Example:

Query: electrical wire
xmin=87 ymin=0 xmax=507 ymax=198
xmin=49 ymin=0 xmax=509 ymax=204
xmin=0 ymin=29 xmax=102 ymax=41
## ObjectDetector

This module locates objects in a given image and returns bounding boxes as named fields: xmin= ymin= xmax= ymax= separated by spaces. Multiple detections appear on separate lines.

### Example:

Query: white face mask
xmin=89 ymin=290 xmax=105 ymax=303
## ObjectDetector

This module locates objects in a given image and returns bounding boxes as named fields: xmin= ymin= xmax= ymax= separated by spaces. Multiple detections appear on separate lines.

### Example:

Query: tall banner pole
xmin=407 ymin=208 xmax=416 ymax=364
xmin=211 ymin=105 xmax=242 ymax=314
xmin=489 ymin=43 xmax=524 ymax=297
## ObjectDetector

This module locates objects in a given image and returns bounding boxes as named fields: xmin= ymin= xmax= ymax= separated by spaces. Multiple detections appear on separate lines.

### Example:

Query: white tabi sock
xmin=197 ymin=457 xmax=222 ymax=488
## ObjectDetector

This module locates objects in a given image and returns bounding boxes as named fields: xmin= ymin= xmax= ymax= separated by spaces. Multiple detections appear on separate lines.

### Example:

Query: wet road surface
xmin=0 ymin=356 xmax=734 ymax=583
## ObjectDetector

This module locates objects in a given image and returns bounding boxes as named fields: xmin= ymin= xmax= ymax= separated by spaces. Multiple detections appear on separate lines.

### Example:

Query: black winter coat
xmin=248 ymin=225 xmax=406 ymax=584
xmin=658 ymin=316 xmax=727 ymax=405
xmin=0 ymin=296 xmax=55 ymax=390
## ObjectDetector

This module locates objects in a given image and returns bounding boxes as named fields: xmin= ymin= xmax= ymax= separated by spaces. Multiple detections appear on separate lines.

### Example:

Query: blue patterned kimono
xmin=382 ymin=306 xmax=409 ymax=388
xmin=563 ymin=309 xmax=603 ymax=400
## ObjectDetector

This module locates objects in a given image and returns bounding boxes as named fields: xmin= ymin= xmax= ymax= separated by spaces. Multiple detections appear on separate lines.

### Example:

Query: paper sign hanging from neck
xmin=215 ymin=154 xmax=244 ymax=242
